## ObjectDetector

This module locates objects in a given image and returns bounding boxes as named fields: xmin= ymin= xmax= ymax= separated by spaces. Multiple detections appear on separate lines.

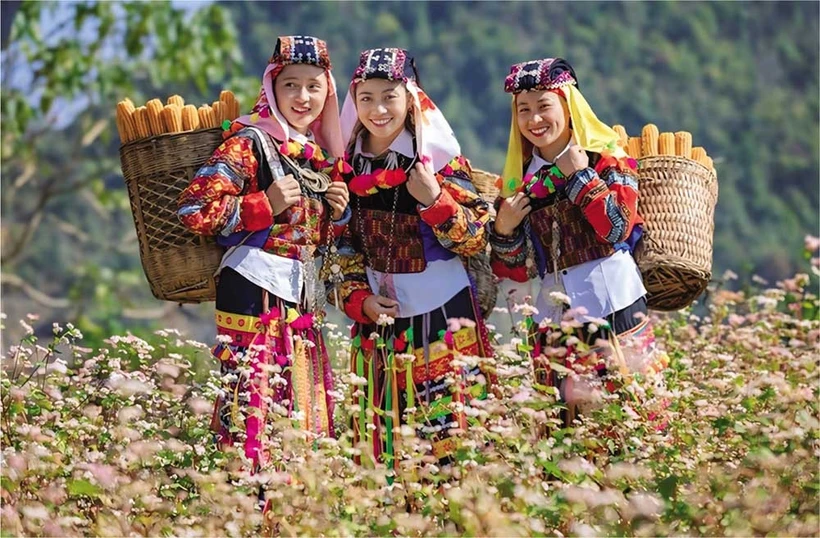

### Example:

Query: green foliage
xmin=228 ymin=1 xmax=818 ymax=282
xmin=0 ymin=1 xmax=817 ymax=346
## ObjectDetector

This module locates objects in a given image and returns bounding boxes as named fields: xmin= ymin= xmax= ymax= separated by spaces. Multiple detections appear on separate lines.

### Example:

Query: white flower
xmin=376 ymin=313 xmax=395 ymax=326
xmin=549 ymin=291 xmax=571 ymax=305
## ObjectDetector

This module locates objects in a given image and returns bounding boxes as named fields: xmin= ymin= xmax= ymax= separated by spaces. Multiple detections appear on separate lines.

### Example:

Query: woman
xmin=328 ymin=48 xmax=493 ymax=468
xmin=489 ymin=57 xmax=667 ymax=424
xmin=177 ymin=35 xmax=349 ymax=470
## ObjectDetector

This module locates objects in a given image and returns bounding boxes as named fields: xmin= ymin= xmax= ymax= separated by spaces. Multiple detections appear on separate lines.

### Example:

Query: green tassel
xmin=384 ymin=349 xmax=394 ymax=473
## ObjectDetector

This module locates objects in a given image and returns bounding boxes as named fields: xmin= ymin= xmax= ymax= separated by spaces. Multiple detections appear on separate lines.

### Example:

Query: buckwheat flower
xmin=626 ymin=492 xmax=664 ymax=520
xmin=513 ymin=303 xmax=540 ymax=316
xmin=549 ymin=291 xmax=571 ymax=305
xmin=376 ymin=313 xmax=395 ymax=326
xmin=216 ymin=334 xmax=234 ymax=345
xmin=19 ymin=319 xmax=34 ymax=335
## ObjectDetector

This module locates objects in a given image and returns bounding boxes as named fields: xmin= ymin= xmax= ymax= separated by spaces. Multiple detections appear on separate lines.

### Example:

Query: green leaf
xmin=68 ymin=478 xmax=102 ymax=498
xmin=658 ymin=474 xmax=678 ymax=500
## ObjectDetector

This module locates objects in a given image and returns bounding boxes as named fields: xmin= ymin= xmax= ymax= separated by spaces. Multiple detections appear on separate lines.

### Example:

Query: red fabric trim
xmin=491 ymin=260 xmax=529 ymax=283
xmin=239 ymin=191 xmax=274 ymax=231
xmin=418 ymin=188 xmax=459 ymax=226
xmin=344 ymin=289 xmax=372 ymax=325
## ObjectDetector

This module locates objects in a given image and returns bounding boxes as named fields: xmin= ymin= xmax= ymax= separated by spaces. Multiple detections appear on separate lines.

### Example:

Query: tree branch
xmin=0 ymin=272 xmax=70 ymax=309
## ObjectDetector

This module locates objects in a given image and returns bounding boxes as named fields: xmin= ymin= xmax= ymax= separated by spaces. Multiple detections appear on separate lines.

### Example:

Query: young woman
xmin=177 ymin=35 xmax=349 ymax=470
xmin=328 ymin=48 xmax=493 ymax=468
xmin=490 ymin=57 xmax=667 ymax=424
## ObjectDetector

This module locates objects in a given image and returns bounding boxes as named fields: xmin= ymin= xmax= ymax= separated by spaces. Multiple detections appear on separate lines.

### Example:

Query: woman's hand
xmin=407 ymin=161 xmax=442 ymax=207
xmin=266 ymin=174 xmax=301 ymax=215
xmin=325 ymin=180 xmax=350 ymax=220
xmin=494 ymin=192 xmax=531 ymax=236
xmin=363 ymin=294 xmax=400 ymax=322
xmin=556 ymin=139 xmax=590 ymax=177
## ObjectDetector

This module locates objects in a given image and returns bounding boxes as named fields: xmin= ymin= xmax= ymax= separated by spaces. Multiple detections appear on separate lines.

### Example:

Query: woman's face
xmin=273 ymin=64 xmax=329 ymax=135
xmin=354 ymin=78 xmax=411 ymax=145
xmin=515 ymin=89 xmax=571 ymax=156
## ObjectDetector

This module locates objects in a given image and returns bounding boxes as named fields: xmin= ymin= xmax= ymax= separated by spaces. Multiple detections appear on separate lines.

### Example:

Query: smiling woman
xmin=176 ymin=36 xmax=349 ymax=483
xmin=325 ymin=47 xmax=495 ymax=470
xmin=489 ymin=57 xmax=669 ymax=428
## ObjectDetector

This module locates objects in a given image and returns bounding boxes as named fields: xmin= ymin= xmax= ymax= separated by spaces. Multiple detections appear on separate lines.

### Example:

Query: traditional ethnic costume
xmin=489 ymin=58 xmax=668 ymax=426
xmin=178 ymin=36 xmax=346 ymax=470
xmin=329 ymin=48 xmax=494 ymax=468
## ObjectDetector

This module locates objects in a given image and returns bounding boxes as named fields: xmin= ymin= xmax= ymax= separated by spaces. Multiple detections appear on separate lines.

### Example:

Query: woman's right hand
xmin=363 ymin=294 xmax=400 ymax=323
xmin=266 ymin=174 xmax=301 ymax=215
xmin=494 ymin=192 xmax=531 ymax=236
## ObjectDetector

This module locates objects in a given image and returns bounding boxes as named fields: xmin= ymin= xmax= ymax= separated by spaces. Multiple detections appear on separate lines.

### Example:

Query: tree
xmin=0 ymin=1 xmax=250 ymax=345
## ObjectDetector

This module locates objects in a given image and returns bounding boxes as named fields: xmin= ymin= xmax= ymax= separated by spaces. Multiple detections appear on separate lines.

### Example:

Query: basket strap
xmin=240 ymin=126 xmax=287 ymax=182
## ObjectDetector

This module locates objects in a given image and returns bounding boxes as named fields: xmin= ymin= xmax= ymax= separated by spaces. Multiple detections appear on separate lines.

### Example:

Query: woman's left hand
xmin=407 ymin=161 xmax=442 ymax=207
xmin=326 ymin=181 xmax=350 ymax=220
xmin=556 ymin=140 xmax=590 ymax=177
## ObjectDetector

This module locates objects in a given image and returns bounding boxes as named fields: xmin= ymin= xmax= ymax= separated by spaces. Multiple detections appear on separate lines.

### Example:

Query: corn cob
xmin=659 ymin=132 xmax=676 ymax=155
xmin=675 ymin=131 xmax=693 ymax=159
xmin=219 ymin=90 xmax=240 ymax=120
xmin=166 ymin=95 xmax=185 ymax=108
xmin=612 ymin=124 xmax=628 ymax=148
xmin=182 ymin=105 xmax=200 ymax=131
xmin=198 ymin=105 xmax=217 ymax=129
xmin=691 ymin=146 xmax=708 ymax=166
xmin=626 ymin=136 xmax=642 ymax=159
xmin=145 ymin=99 xmax=165 ymax=136
xmin=212 ymin=101 xmax=227 ymax=126
xmin=116 ymin=100 xmax=137 ymax=143
xmin=133 ymin=106 xmax=150 ymax=139
xmin=161 ymin=104 xmax=183 ymax=134
xmin=641 ymin=123 xmax=659 ymax=157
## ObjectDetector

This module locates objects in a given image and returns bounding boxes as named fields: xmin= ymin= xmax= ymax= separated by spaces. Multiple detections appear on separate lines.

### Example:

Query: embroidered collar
xmin=345 ymin=129 xmax=417 ymax=196
xmin=355 ymin=128 xmax=415 ymax=159
xmin=517 ymin=143 xmax=571 ymax=198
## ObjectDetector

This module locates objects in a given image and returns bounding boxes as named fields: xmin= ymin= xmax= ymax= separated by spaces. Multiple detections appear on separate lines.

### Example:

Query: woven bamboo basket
xmin=635 ymin=155 xmax=719 ymax=311
xmin=471 ymin=168 xmax=500 ymax=219
xmin=119 ymin=128 xmax=225 ymax=303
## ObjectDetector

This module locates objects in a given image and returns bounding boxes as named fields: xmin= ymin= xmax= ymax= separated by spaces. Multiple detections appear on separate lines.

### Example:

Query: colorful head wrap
xmin=340 ymin=47 xmax=460 ymax=171
xmin=232 ymin=35 xmax=344 ymax=158
xmin=504 ymin=58 xmax=579 ymax=94
xmin=500 ymin=57 xmax=626 ymax=196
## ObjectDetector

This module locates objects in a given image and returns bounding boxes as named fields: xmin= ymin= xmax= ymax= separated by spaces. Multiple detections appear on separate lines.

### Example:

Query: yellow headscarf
xmin=500 ymin=82 xmax=626 ymax=197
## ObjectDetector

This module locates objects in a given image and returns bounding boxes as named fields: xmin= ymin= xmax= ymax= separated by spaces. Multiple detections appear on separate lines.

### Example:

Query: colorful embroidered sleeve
xmin=488 ymin=204 xmax=531 ymax=283
xmin=418 ymin=155 xmax=491 ymax=257
xmin=564 ymin=155 xmax=641 ymax=244
xmin=177 ymin=135 xmax=273 ymax=236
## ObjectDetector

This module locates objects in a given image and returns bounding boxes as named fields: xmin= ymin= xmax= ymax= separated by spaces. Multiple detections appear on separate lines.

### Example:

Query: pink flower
xmin=303 ymin=143 xmax=315 ymax=160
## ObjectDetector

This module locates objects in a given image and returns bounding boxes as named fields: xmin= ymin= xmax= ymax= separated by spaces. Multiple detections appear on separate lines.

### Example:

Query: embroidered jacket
xmin=177 ymin=129 xmax=343 ymax=261
xmin=490 ymin=152 xmax=642 ymax=282
xmin=328 ymin=153 xmax=491 ymax=324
